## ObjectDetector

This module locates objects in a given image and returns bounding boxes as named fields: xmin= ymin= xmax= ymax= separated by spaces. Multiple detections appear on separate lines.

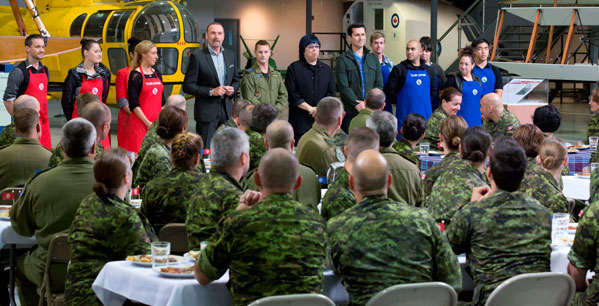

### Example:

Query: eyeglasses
xmin=307 ymin=44 xmax=320 ymax=50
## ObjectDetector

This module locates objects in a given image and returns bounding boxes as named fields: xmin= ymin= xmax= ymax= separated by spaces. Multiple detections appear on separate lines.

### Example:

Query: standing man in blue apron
xmin=384 ymin=40 xmax=437 ymax=139
xmin=472 ymin=38 xmax=503 ymax=97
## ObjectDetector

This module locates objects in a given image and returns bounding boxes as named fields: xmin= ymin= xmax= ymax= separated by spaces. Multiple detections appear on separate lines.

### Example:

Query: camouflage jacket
xmin=134 ymin=142 xmax=171 ymax=190
xmin=519 ymin=166 xmax=570 ymax=214
xmin=483 ymin=109 xmax=521 ymax=139
xmin=132 ymin=121 xmax=159 ymax=181
xmin=216 ymin=119 xmax=238 ymax=133
xmin=64 ymin=193 xmax=152 ymax=306
xmin=246 ymin=128 xmax=267 ymax=172
xmin=321 ymin=167 xmax=356 ymax=221
xmin=423 ymin=150 xmax=460 ymax=196
xmin=327 ymin=195 xmax=462 ymax=306
xmin=393 ymin=139 xmax=419 ymax=166
xmin=590 ymin=114 xmax=599 ymax=163
xmin=142 ymin=167 xmax=204 ymax=233
xmin=48 ymin=141 xmax=105 ymax=169
xmin=423 ymin=107 xmax=447 ymax=146
xmin=380 ymin=146 xmax=425 ymax=207
xmin=185 ymin=169 xmax=244 ymax=250
xmin=568 ymin=201 xmax=599 ymax=306
xmin=197 ymin=193 xmax=326 ymax=306
xmin=0 ymin=121 xmax=17 ymax=147
xmin=446 ymin=190 xmax=551 ymax=306
xmin=426 ymin=159 xmax=489 ymax=223
xmin=590 ymin=168 xmax=598 ymax=205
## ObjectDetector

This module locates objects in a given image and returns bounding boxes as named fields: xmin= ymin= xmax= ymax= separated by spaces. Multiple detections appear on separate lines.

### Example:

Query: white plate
xmin=126 ymin=255 xmax=184 ymax=267
xmin=154 ymin=265 xmax=195 ymax=278
xmin=0 ymin=216 xmax=10 ymax=221
xmin=575 ymin=173 xmax=591 ymax=179
xmin=183 ymin=252 xmax=199 ymax=262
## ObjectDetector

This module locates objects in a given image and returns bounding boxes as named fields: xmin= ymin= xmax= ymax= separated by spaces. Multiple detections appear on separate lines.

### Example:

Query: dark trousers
xmin=196 ymin=102 xmax=228 ymax=149
xmin=341 ymin=110 xmax=356 ymax=134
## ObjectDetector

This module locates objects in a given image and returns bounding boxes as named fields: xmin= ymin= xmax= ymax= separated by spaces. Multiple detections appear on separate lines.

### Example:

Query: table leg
xmin=9 ymin=244 xmax=16 ymax=306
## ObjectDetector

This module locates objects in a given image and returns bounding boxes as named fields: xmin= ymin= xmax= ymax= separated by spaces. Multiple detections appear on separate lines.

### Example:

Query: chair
xmin=38 ymin=233 xmax=70 ymax=306
xmin=0 ymin=187 xmax=24 ymax=206
xmin=158 ymin=223 xmax=189 ymax=254
xmin=366 ymin=282 xmax=457 ymax=306
xmin=484 ymin=272 xmax=575 ymax=306
xmin=248 ymin=293 xmax=336 ymax=306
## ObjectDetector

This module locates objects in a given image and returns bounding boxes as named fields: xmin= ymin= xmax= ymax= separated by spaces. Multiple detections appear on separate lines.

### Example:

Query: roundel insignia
xmin=39 ymin=83 xmax=44 ymax=91
xmin=92 ymin=87 xmax=98 ymax=95
xmin=416 ymin=79 xmax=422 ymax=86
xmin=482 ymin=77 xmax=488 ymax=83
xmin=473 ymin=89 xmax=478 ymax=95
xmin=391 ymin=13 xmax=399 ymax=28
xmin=152 ymin=88 xmax=158 ymax=95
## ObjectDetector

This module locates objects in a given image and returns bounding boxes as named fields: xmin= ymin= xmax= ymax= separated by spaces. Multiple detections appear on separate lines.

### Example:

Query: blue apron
xmin=396 ymin=69 xmax=432 ymax=137
xmin=458 ymin=80 xmax=483 ymax=126
xmin=381 ymin=63 xmax=394 ymax=114
xmin=473 ymin=64 xmax=496 ymax=97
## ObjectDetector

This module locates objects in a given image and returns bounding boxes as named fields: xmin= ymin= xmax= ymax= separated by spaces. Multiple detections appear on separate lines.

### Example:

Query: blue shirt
xmin=353 ymin=52 xmax=366 ymax=99
xmin=208 ymin=46 xmax=226 ymax=86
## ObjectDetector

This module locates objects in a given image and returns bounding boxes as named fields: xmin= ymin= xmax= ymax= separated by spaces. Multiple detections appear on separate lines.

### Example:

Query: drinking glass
xmin=419 ymin=142 xmax=430 ymax=157
xmin=551 ymin=213 xmax=569 ymax=246
xmin=590 ymin=136 xmax=599 ymax=150
xmin=591 ymin=162 xmax=599 ymax=174
xmin=151 ymin=241 xmax=171 ymax=270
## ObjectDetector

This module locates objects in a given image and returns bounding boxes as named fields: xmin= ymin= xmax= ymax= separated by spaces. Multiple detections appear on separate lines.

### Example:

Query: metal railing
xmin=434 ymin=0 xmax=485 ymax=62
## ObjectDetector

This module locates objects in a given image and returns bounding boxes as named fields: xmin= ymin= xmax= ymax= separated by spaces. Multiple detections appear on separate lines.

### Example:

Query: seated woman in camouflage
xmin=513 ymin=124 xmax=545 ymax=173
xmin=427 ymin=126 xmax=491 ymax=223
xmin=142 ymin=132 xmax=204 ymax=233
xmin=423 ymin=115 xmax=467 ymax=196
xmin=393 ymin=113 xmax=426 ymax=165
xmin=423 ymin=87 xmax=462 ymax=146
xmin=64 ymin=148 xmax=154 ymax=305
xmin=134 ymin=106 xmax=187 ymax=190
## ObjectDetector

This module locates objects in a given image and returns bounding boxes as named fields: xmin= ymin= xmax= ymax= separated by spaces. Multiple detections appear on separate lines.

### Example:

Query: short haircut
xmin=533 ymin=105 xmax=561 ymax=133
xmin=315 ymin=97 xmax=343 ymax=126
xmin=238 ymin=104 xmax=254 ymax=128
xmin=61 ymin=118 xmax=97 ymax=158
xmin=420 ymin=36 xmax=432 ymax=51
xmin=93 ymin=148 xmax=131 ymax=201
xmin=365 ymin=88 xmax=385 ymax=110
xmin=538 ymin=137 xmax=567 ymax=170
xmin=440 ymin=87 xmax=462 ymax=103
xmin=352 ymin=150 xmax=389 ymax=193
xmin=471 ymin=38 xmax=491 ymax=49
xmin=14 ymin=108 xmax=39 ymax=134
xmin=25 ymin=34 xmax=44 ymax=47
xmin=77 ymin=93 xmax=101 ymax=111
xmin=265 ymin=120 xmax=294 ymax=149
xmin=232 ymin=99 xmax=252 ymax=118
xmin=402 ymin=113 xmax=426 ymax=141
xmin=461 ymin=126 xmax=492 ymax=163
xmin=346 ymin=127 xmax=380 ymax=162
xmin=255 ymin=40 xmax=270 ymax=50
xmin=489 ymin=137 xmax=527 ymax=191
xmin=513 ymin=124 xmax=544 ymax=158
xmin=171 ymin=132 xmax=204 ymax=169
xmin=440 ymin=115 xmax=468 ymax=151
xmin=258 ymin=148 xmax=299 ymax=190
xmin=79 ymin=102 xmax=110 ymax=133
xmin=206 ymin=22 xmax=223 ymax=32
xmin=298 ymin=34 xmax=321 ymax=61
xmin=210 ymin=128 xmax=249 ymax=170
xmin=156 ymin=106 xmax=188 ymax=140
xmin=250 ymin=104 xmax=278 ymax=133
xmin=165 ymin=94 xmax=187 ymax=110
xmin=366 ymin=110 xmax=397 ymax=147
xmin=370 ymin=31 xmax=385 ymax=43
xmin=13 ymin=95 xmax=39 ymax=112
xmin=347 ymin=23 xmax=365 ymax=36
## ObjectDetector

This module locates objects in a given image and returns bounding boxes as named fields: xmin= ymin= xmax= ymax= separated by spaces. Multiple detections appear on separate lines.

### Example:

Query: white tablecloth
xmin=562 ymin=176 xmax=591 ymax=200
xmin=0 ymin=220 xmax=36 ymax=249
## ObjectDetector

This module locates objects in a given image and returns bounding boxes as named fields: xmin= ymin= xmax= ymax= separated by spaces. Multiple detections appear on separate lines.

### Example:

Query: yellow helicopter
xmin=0 ymin=0 xmax=201 ymax=107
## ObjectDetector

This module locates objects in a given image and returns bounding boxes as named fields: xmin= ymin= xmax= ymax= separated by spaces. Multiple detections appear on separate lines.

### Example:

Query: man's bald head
xmin=165 ymin=94 xmax=187 ymax=110
xmin=13 ymin=95 xmax=40 ymax=113
xmin=346 ymin=127 xmax=380 ymax=163
xmin=79 ymin=102 xmax=111 ymax=140
xmin=265 ymin=120 xmax=294 ymax=150
xmin=257 ymin=148 xmax=299 ymax=192
xmin=481 ymin=93 xmax=502 ymax=109
xmin=351 ymin=149 xmax=390 ymax=194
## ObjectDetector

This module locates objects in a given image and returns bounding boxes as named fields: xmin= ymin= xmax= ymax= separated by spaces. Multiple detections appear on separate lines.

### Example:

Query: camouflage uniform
xmin=246 ymin=128 xmax=267 ymax=171
xmin=423 ymin=107 xmax=447 ymax=146
xmin=568 ymin=201 xmax=599 ymax=305
xmin=423 ymin=150 xmax=460 ymax=196
xmin=380 ymin=147 xmax=425 ymax=206
xmin=142 ymin=167 xmax=204 ymax=233
xmin=393 ymin=139 xmax=419 ymax=166
xmin=321 ymin=167 xmax=355 ymax=221
xmin=296 ymin=123 xmax=341 ymax=177
xmin=216 ymin=118 xmax=237 ymax=133
xmin=483 ymin=109 xmax=521 ymax=139
xmin=240 ymin=63 xmax=288 ymax=114
xmin=519 ymin=166 xmax=570 ymax=214
xmin=186 ymin=169 xmax=244 ymax=250
xmin=47 ymin=141 xmax=105 ymax=169
xmin=0 ymin=121 xmax=17 ymax=147
xmin=134 ymin=142 xmax=171 ymax=190
xmin=426 ymin=159 xmax=489 ymax=223
xmin=64 ymin=193 xmax=152 ymax=306
xmin=0 ymin=137 xmax=51 ymax=190
xmin=327 ymin=195 xmax=462 ymax=306
xmin=446 ymin=190 xmax=552 ymax=306
xmin=197 ymin=193 xmax=326 ymax=306
xmin=589 ymin=114 xmax=599 ymax=163
xmin=131 ymin=121 xmax=159 ymax=180
xmin=590 ymin=168 xmax=598 ymax=204
xmin=348 ymin=109 xmax=373 ymax=133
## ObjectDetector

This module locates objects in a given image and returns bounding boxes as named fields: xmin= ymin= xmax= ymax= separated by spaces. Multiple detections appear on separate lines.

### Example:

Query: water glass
xmin=591 ymin=162 xmax=599 ymax=174
xmin=419 ymin=142 xmax=430 ymax=157
xmin=151 ymin=241 xmax=171 ymax=269
xmin=551 ymin=213 xmax=569 ymax=246
xmin=590 ymin=136 xmax=599 ymax=150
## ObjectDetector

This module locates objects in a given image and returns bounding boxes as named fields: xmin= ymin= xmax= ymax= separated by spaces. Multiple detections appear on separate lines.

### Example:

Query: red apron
xmin=76 ymin=74 xmax=111 ymax=148
xmin=128 ymin=68 xmax=163 ymax=153
xmin=116 ymin=67 xmax=131 ymax=151
xmin=24 ymin=68 xmax=51 ymax=149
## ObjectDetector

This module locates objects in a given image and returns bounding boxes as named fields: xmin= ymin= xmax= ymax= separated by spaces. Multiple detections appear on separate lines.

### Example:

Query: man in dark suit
xmin=183 ymin=22 xmax=240 ymax=147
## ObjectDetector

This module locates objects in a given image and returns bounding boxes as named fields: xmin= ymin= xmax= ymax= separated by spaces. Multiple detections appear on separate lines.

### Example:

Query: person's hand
xmin=122 ymin=105 xmax=131 ymax=115
xmin=224 ymin=86 xmax=235 ymax=96
xmin=144 ymin=120 xmax=152 ymax=129
xmin=308 ymin=106 xmax=317 ymax=118
xmin=471 ymin=186 xmax=491 ymax=202
xmin=212 ymin=86 xmax=227 ymax=97
xmin=236 ymin=190 xmax=262 ymax=210
xmin=354 ymin=100 xmax=365 ymax=111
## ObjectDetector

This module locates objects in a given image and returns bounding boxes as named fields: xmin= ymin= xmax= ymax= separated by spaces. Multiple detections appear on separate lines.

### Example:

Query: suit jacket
xmin=183 ymin=47 xmax=240 ymax=122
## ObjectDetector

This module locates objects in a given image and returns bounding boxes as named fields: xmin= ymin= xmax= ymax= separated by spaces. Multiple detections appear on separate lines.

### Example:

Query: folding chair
xmin=366 ymin=282 xmax=458 ymax=306
xmin=249 ymin=293 xmax=336 ymax=306
xmin=0 ymin=187 xmax=24 ymax=206
xmin=37 ymin=233 xmax=71 ymax=306
xmin=485 ymin=272 xmax=575 ymax=306
xmin=158 ymin=223 xmax=189 ymax=254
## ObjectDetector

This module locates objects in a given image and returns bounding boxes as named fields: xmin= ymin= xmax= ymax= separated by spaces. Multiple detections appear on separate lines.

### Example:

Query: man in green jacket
xmin=348 ymin=88 xmax=385 ymax=133
xmin=336 ymin=23 xmax=383 ymax=133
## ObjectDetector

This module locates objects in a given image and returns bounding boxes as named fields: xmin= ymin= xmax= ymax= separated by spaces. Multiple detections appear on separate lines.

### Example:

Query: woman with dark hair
xmin=443 ymin=48 xmax=483 ymax=127
xmin=64 ymin=148 xmax=153 ymax=305
xmin=427 ymin=126 xmax=491 ymax=223
xmin=134 ymin=106 xmax=187 ymax=189
xmin=285 ymin=34 xmax=337 ymax=144
xmin=423 ymin=87 xmax=462 ymax=145
xmin=393 ymin=113 xmax=426 ymax=165
xmin=115 ymin=37 xmax=141 ymax=151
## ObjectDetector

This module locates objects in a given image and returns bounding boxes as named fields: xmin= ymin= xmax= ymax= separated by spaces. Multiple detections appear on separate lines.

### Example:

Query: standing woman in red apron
xmin=115 ymin=37 xmax=141 ymax=151
xmin=61 ymin=38 xmax=112 ymax=147
xmin=127 ymin=40 xmax=165 ymax=153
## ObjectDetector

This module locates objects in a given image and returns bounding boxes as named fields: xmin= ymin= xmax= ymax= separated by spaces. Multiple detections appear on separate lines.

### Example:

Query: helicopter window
xmin=132 ymin=2 xmax=180 ymax=43
xmin=154 ymin=47 xmax=178 ymax=75
xmin=108 ymin=48 xmax=129 ymax=75
xmin=106 ymin=11 xmax=133 ymax=43
xmin=174 ymin=3 xmax=199 ymax=43
xmin=181 ymin=47 xmax=198 ymax=73
xmin=70 ymin=14 xmax=87 ymax=37
xmin=84 ymin=11 xmax=111 ymax=40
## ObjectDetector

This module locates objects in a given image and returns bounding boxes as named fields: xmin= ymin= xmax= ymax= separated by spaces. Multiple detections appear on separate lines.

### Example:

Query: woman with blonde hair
xmin=127 ymin=40 xmax=166 ymax=152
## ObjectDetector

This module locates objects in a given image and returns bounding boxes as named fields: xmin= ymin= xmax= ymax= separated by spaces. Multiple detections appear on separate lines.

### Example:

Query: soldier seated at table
xmin=64 ymin=148 xmax=154 ymax=306
xmin=327 ymin=149 xmax=461 ymax=306
xmin=321 ymin=127 xmax=379 ymax=221
xmin=0 ymin=109 xmax=51 ymax=190
xmin=0 ymin=94 xmax=40 ymax=147
xmin=366 ymin=110 xmax=424 ymax=206
xmin=532 ymin=106 xmax=571 ymax=176
xmin=393 ymin=113 xmax=426 ymax=165
xmin=423 ymin=87 xmax=462 ymax=146
xmin=348 ymin=88 xmax=385 ymax=133
xmin=216 ymin=99 xmax=252 ymax=132
xmin=245 ymin=103 xmax=278 ymax=173
xmin=591 ymin=167 xmax=599 ymax=204
xmin=195 ymin=149 xmax=326 ymax=305
xmin=11 ymin=118 xmax=97 ymax=306
xmin=589 ymin=88 xmax=599 ymax=163
xmin=481 ymin=93 xmax=520 ymax=139
xmin=446 ymin=137 xmax=551 ymax=306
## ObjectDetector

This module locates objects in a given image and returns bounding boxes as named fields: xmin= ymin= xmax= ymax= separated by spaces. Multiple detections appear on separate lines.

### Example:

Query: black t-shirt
xmin=128 ymin=69 xmax=166 ymax=110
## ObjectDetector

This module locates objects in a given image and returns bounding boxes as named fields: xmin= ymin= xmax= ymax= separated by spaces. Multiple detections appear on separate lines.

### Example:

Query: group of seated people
xmin=0 ymin=85 xmax=599 ymax=306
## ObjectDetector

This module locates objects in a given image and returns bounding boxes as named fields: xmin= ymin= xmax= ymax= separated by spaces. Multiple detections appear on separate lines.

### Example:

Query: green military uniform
xmin=64 ymin=193 xmax=152 ymax=306
xmin=427 ymin=159 xmax=489 ymax=223
xmin=483 ymin=109 xmax=521 ymax=139
xmin=0 ymin=137 xmax=51 ymax=190
xmin=321 ymin=168 xmax=355 ymax=221
xmin=296 ymin=123 xmax=341 ymax=177
xmin=348 ymin=109 xmax=373 ymax=133
xmin=47 ymin=141 xmax=105 ymax=169
xmin=519 ymin=166 xmax=570 ymax=214
xmin=590 ymin=169 xmax=599 ymax=205
xmin=197 ymin=193 xmax=326 ymax=306
xmin=142 ymin=167 xmax=204 ymax=233
xmin=246 ymin=128 xmax=267 ymax=171
xmin=423 ymin=107 xmax=447 ymax=145
xmin=134 ymin=142 xmax=171 ymax=190
xmin=446 ymin=190 xmax=552 ymax=306
xmin=589 ymin=114 xmax=599 ymax=163
xmin=0 ymin=121 xmax=17 ymax=147
xmin=186 ymin=169 xmax=244 ymax=250
xmin=327 ymin=195 xmax=462 ymax=306
xmin=240 ymin=63 xmax=288 ymax=114
xmin=132 ymin=121 xmax=159 ymax=181
xmin=11 ymin=157 xmax=95 ymax=292
xmin=568 ymin=200 xmax=599 ymax=305
xmin=380 ymin=147 xmax=424 ymax=207
xmin=423 ymin=150 xmax=460 ymax=196
xmin=393 ymin=139 xmax=419 ymax=166
xmin=216 ymin=118 xmax=237 ymax=133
